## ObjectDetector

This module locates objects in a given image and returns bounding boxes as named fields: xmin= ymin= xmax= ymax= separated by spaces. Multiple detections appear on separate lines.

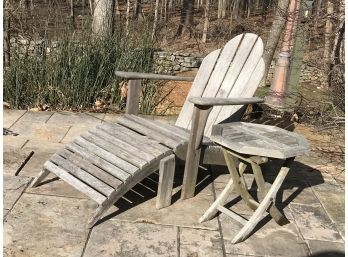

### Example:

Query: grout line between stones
xmin=210 ymin=165 xmax=227 ymax=257
xmin=177 ymin=226 xmax=180 ymax=257
xmin=59 ymin=125 xmax=72 ymax=143
xmin=4 ymin=178 xmax=33 ymax=222
xmin=20 ymin=139 xmax=30 ymax=149
xmin=45 ymin=111 xmax=55 ymax=123
xmin=80 ymin=227 xmax=93 ymax=257
xmin=8 ymin=110 xmax=28 ymax=129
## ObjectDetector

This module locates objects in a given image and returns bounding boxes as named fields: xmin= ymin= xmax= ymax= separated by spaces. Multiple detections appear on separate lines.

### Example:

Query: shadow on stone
xmin=309 ymin=251 xmax=345 ymax=257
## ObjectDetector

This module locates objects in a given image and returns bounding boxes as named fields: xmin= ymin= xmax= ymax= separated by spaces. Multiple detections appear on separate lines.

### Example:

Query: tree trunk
xmin=175 ymin=0 xmax=194 ymax=37
xmin=70 ymin=0 xmax=75 ymax=29
xmin=89 ymin=0 xmax=94 ymax=15
xmin=92 ymin=0 xmax=114 ymax=36
xmin=202 ymin=0 xmax=209 ymax=42
xmin=126 ymin=0 xmax=131 ymax=35
xmin=262 ymin=0 xmax=290 ymax=87
xmin=152 ymin=0 xmax=160 ymax=40
xmin=323 ymin=0 xmax=334 ymax=61
xmin=134 ymin=0 xmax=142 ymax=19
xmin=4 ymin=0 xmax=11 ymax=68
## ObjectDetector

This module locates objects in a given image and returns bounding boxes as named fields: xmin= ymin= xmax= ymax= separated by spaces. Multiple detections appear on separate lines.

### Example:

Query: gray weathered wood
xmin=211 ymin=122 xmax=309 ymax=159
xmin=31 ymin=169 xmax=51 ymax=187
xmin=44 ymin=161 xmax=106 ymax=204
xmin=98 ymin=122 xmax=171 ymax=154
xmin=117 ymin=116 xmax=181 ymax=149
xmin=115 ymin=71 xmax=194 ymax=81
xmin=59 ymin=149 xmax=123 ymax=189
xmin=81 ymin=132 xmax=147 ymax=168
xmin=181 ymin=105 xmax=212 ymax=199
xmin=188 ymin=97 xmax=264 ymax=106
xmin=66 ymin=143 xmax=131 ymax=182
xmin=51 ymin=154 xmax=114 ymax=196
xmin=126 ymin=79 xmax=142 ymax=115
xmin=88 ymin=152 xmax=172 ymax=228
xmin=74 ymin=137 xmax=139 ymax=175
xmin=156 ymin=154 xmax=175 ymax=209
xmin=89 ymin=127 xmax=156 ymax=162
xmin=231 ymin=166 xmax=290 ymax=244
xmin=216 ymin=205 xmax=247 ymax=225
xmin=175 ymin=48 xmax=221 ymax=129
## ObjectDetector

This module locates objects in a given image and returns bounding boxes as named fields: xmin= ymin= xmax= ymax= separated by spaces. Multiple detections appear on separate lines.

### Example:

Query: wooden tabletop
xmin=210 ymin=122 xmax=310 ymax=159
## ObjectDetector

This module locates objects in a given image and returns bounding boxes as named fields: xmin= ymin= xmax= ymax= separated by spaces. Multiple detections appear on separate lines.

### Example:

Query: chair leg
xmin=156 ymin=154 xmax=175 ymax=209
xmin=30 ymin=169 xmax=50 ymax=187
xmin=231 ymin=166 xmax=290 ymax=244
xmin=199 ymin=178 xmax=235 ymax=222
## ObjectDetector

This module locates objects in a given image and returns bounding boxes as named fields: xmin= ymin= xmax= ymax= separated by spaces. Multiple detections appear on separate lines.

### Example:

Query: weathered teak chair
xmin=31 ymin=33 xmax=265 ymax=228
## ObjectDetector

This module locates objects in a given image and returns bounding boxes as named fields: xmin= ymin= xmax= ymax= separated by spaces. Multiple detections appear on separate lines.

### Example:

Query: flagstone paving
xmin=3 ymin=110 xmax=345 ymax=257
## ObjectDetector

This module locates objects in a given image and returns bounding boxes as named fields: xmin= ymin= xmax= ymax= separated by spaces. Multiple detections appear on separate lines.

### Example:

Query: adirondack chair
xmin=30 ymin=33 xmax=265 ymax=228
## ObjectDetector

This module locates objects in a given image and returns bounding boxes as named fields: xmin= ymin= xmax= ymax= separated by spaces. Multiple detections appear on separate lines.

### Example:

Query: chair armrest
xmin=115 ymin=71 xmax=195 ymax=82
xmin=188 ymin=97 xmax=264 ymax=106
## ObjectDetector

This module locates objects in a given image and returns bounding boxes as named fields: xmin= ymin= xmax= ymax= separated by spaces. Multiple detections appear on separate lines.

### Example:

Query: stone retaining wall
xmin=152 ymin=51 xmax=204 ymax=74
xmin=9 ymin=38 xmax=326 ymax=86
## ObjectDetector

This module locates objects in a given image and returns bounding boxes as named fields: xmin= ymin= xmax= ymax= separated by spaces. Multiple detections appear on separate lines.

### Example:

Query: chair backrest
xmin=175 ymin=33 xmax=265 ymax=136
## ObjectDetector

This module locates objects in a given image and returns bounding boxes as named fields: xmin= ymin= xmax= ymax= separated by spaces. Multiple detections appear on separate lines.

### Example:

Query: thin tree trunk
xmin=4 ymin=0 xmax=11 ymax=68
xmin=175 ymin=0 xmax=194 ymax=37
xmin=92 ymin=0 xmax=114 ymax=36
xmin=262 ymin=0 xmax=290 ymax=87
xmin=70 ymin=0 xmax=75 ymax=29
xmin=89 ymin=0 xmax=94 ymax=15
xmin=323 ymin=0 xmax=334 ymax=61
xmin=152 ymin=0 xmax=159 ymax=40
xmin=126 ymin=0 xmax=131 ymax=35
xmin=202 ymin=0 xmax=209 ymax=42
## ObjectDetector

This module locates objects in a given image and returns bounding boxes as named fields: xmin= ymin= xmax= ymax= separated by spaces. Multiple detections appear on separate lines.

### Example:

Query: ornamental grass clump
xmin=4 ymin=28 xmax=155 ymax=112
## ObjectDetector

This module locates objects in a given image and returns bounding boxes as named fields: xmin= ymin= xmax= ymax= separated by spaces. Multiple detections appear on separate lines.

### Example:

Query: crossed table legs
xmin=200 ymin=148 xmax=294 ymax=244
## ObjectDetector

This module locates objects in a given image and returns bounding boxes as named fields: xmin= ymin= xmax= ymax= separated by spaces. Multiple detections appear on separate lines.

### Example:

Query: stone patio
xmin=3 ymin=110 xmax=345 ymax=257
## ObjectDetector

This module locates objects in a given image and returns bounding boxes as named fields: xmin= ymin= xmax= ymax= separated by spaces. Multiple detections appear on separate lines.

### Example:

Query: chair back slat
xmin=175 ymin=33 xmax=265 ymax=136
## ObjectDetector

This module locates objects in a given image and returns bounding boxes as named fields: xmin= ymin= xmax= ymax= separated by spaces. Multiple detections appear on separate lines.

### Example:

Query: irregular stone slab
xmin=60 ymin=125 xmax=92 ymax=144
xmin=290 ymin=203 xmax=343 ymax=242
xmin=153 ymin=115 xmax=178 ymax=125
xmin=103 ymin=113 xmax=122 ymax=123
xmin=10 ymin=122 xmax=70 ymax=143
xmin=47 ymin=111 xmax=103 ymax=126
xmin=307 ymin=240 xmax=345 ymax=257
xmin=3 ymin=149 xmax=33 ymax=176
xmin=314 ymin=191 xmax=345 ymax=238
xmin=84 ymin=220 xmax=177 ymax=257
xmin=4 ymin=176 xmax=31 ymax=211
xmin=220 ymin=215 xmax=309 ymax=256
xmin=110 ymin=181 xmax=218 ymax=230
xmin=27 ymin=179 xmax=89 ymax=200
xmin=3 ymin=136 xmax=28 ymax=151
xmin=17 ymin=152 xmax=55 ymax=177
xmin=85 ymin=112 xmax=106 ymax=120
xmin=280 ymin=179 xmax=321 ymax=206
xmin=180 ymin=228 xmax=223 ymax=257
xmin=3 ymin=110 xmax=27 ymax=128
xmin=17 ymin=111 xmax=54 ymax=123
xmin=4 ymin=193 xmax=95 ymax=257
xmin=22 ymin=140 xmax=65 ymax=153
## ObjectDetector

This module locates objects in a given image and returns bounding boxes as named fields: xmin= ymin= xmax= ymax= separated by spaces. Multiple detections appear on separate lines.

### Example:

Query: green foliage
xmin=4 ymin=28 xmax=155 ymax=112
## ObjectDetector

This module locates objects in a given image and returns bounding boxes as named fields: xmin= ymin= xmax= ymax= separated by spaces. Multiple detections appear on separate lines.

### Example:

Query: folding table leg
xmin=251 ymin=162 xmax=289 ymax=225
xmin=199 ymin=178 xmax=235 ymax=222
xmin=231 ymin=166 xmax=290 ymax=244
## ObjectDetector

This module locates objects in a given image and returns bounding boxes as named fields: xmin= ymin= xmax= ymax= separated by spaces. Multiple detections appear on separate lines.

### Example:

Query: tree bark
xmin=152 ymin=0 xmax=160 ymax=40
xmin=4 ymin=0 xmax=11 ymax=68
xmin=262 ymin=0 xmax=290 ymax=87
xmin=126 ymin=0 xmax=131 ymax=35
xmin=92 ymin=0 xmax=115 ymax=36
xmin=175 ymin=0 xmax=194 ymax=37
xmin=202 ymin=0 xmax=209 ymax=42
xmin=323 ymin=0 xmax=334 ymax=62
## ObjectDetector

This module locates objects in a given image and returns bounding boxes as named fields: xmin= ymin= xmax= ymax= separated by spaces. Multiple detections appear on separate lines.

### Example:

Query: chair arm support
xmin=115 ymin=71 xmax=195 ymax=82
xmin=188 ymin=97 xmax=264 ymax=106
